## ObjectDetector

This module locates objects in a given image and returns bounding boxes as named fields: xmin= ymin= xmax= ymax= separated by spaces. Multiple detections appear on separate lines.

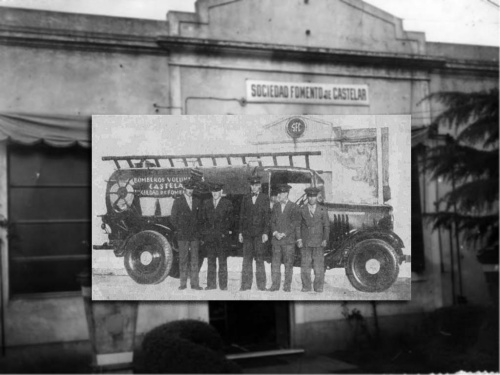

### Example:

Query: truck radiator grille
xmin=330 ymin=214 xmax=350 ymax=245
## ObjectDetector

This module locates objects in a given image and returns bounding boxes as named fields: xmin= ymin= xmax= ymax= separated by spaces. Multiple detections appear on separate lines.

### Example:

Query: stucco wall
xmin=172 ymin=0 xmax=425 ymax=54
xmin=0 ymin=46 xmax=169 ymax=115
xmin=0 ymin=6 xmax=166 ymax=37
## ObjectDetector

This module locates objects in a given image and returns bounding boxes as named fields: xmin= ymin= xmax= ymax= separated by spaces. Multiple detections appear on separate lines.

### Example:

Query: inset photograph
xmin=92 ymin=115 xmax=411 ymax=300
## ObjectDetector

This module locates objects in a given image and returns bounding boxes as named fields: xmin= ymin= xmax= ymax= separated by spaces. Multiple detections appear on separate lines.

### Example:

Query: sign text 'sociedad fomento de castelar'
xmin=246 ymin=80 xmax=369 ymax=105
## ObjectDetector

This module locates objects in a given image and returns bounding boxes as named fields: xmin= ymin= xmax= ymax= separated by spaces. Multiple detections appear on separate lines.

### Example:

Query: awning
xmin=0 ymin=112 xmax=90 ymax=148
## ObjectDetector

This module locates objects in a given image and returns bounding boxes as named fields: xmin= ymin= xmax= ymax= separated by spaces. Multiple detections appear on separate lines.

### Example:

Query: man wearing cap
xmin=269 ymin=184 xmax=301 ymax=292
xmin=297 ymin=187 xmax=330 ymax=293
xmin=201 ymin=182 xmax=233 ymax=291
xmin=238 ymin=176 xmax=270 ymax=291
xmin=171 ymin=179 xmax=203 ymax=290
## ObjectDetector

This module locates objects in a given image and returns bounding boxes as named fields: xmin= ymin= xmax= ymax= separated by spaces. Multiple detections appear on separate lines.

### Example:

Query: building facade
xmin=0 ymin=0 xmax=498 ymax=355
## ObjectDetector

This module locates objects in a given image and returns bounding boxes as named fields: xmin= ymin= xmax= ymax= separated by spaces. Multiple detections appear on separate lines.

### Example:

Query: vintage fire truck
xmin=93 ymin=152 xmax=410 ymax=292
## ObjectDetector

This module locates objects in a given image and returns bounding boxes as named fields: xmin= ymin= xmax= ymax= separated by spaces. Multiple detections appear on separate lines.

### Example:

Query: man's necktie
xmin=154 ymin=199 xmax=161 ymax=216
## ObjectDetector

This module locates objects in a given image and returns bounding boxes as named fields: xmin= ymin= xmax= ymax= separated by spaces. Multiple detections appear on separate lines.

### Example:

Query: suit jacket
xmin=299 ymin=204 xmax=330 ymax=247
xmin=271 ymin=200 xmax=301 ymax=245
xmin=239 ymin=193 xmax=270 ymax=237
xmin=170 ymin=194 xmax=201 ymax=241
xmin=201 ymin=197 xmax=233 ymax=241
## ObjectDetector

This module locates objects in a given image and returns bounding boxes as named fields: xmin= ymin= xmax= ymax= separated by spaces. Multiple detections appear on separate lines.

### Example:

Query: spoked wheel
xmin=124 ymin=230 xmax=173 ymax=284
xmin=346 ymin=239 xmax=399 ymax=293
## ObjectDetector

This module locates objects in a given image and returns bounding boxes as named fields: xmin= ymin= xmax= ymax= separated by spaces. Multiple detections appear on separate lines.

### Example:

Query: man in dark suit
xmin=238 ymin=175 xmax=270 ymax=291
xmin=269 ymin=184 xmax=301 ymax=292
xmin=201 ymin=182 xmax=233 ymax=291
xmin=297 ymin=187 xmax=330 ymax=293
xmin=170 ymin=179 xmax=203 ymax=290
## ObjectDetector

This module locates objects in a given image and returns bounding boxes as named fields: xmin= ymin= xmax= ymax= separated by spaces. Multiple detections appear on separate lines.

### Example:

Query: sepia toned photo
xmin=92 ymin=114 xmax=411 ymax=300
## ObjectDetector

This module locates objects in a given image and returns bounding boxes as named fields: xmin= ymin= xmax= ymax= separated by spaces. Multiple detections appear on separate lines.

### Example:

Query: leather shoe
xmin=178 ymin=285 xmax=187 ymax=290
xmin=283 ymin=288 xmax=291 ymax=292
xmin=191 ymin=286 xmax=203 ymax=290
xmin=220 ymin=287 xmax=228 ymax=291
xmin=205 ymin=286 xmax=216 ymax=290
xmin=267 ymin=287 xmax=279 ymax=292
xmin=301 ymin=288 xmax=312 ymax=292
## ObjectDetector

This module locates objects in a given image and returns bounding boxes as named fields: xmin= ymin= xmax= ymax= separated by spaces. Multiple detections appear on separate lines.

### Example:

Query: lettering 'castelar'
xmin=332 ymin=87 xmax=367 ymax=101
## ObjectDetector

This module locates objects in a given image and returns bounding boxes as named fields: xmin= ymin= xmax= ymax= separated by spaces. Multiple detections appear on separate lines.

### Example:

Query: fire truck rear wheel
xmin=346 ymin=238 xmax=399 ymax=293
xmin=124 ymin=230 xmax=173 ymax=285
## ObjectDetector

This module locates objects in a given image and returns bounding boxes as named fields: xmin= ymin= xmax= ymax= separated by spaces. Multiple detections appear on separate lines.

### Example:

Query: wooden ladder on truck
xmin=102 ymin=151 xmax=322 ymax=169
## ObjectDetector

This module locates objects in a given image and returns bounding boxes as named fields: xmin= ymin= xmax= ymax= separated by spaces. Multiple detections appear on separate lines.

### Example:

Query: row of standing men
xmin=170 ymin=176 xmax=330 ymax=293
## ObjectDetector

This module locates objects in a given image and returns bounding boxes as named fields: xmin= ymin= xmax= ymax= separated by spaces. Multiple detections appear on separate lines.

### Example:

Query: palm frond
xmin=424 ymin=143 xmax=498 ymax=182
xmin=438 ymin=178 xmax=499 ymax=212
xmin=423 ymin=212 xmax=498 ymax=247
xmin=420 ymin=88 xmax=499 ymax=249
xmin=457 ymin=116 xmax=499 ymax=147
xmin=425 ymin=89 xmax=499 ymax=130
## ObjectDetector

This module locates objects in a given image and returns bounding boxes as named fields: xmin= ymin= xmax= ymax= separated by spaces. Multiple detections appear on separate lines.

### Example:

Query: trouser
xmin=301 ymin=246 xmax=325 ymax=292
xmin=206 ymin=237 xmax=228 ymax=289
xmin=178 ymin=240 xmax=200 ymax=288
xmin=241 ymin=236 xmax=266 ymax=290
xmin=271 ymin=244 xmax=295 ymax=290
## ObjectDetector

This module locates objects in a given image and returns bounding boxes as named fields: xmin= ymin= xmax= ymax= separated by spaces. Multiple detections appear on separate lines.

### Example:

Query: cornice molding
xmin=157 ymin=36 xmax=444 ymax=70
xmin=0 ymin=26 xmax=497 ymax=76
xmin=0 ymin=26 xmax=168 ymax=56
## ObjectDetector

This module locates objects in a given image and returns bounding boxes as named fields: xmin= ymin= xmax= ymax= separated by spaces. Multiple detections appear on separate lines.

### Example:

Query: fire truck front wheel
xmin=346 ymin=238 xmax=399 ymax=293
xmin=124 ymin=230 xmax=173 ymax=284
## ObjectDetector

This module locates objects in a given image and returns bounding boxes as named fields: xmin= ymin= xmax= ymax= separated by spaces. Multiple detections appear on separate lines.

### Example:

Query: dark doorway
xmin=209 ymin=301 xmax=290 ymax=354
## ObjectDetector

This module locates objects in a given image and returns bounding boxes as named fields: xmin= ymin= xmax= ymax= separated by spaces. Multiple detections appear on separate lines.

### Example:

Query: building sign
xmin=286 ymin=118 xmax=306 ymax=138
xmin=112 ymin=169 xmax=192 ymax=198
xmin=132 ymin=174 xmax=190 ymax=197
xmin=246 ymin=80 xmax=369 ymax=105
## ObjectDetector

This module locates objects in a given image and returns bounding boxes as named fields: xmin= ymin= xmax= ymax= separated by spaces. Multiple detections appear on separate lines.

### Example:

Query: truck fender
xmin=337 ymin=228 xmax=405 ymax=266
xmin=113 ymin=223 xmax=175 ymax=257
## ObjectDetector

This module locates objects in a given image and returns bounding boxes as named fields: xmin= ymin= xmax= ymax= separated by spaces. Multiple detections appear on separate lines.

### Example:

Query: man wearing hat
xmin=171 ymin=179 xmax=203 ymax=290
xmin=238 ymin=175 xmax=270 ymax=291
xmin=201 ymin=182 xmax=233 ymax=291
xmin=297 ymin=187 xmax=330 ymax=293
xmin=269 ymin=184 xmax=301 ymax=292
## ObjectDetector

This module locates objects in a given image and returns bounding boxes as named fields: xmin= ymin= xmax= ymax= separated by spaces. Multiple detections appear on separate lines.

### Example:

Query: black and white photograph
xmin=91 ymin=114 xmax=411 ymax=300
xmin=0 ymin=0 xmax=498 ymax=373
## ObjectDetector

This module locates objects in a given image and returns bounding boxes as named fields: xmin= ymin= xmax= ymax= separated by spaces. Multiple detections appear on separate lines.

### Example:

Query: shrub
xmin=140 ymin=319 xmax=241 ymax=374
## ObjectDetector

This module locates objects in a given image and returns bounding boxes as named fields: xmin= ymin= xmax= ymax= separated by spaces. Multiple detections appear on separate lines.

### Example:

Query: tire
xmin=124 ymin=230 xmax=173 ymax=284
xmin=345 ymin=238 xmax=399 ymax=293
